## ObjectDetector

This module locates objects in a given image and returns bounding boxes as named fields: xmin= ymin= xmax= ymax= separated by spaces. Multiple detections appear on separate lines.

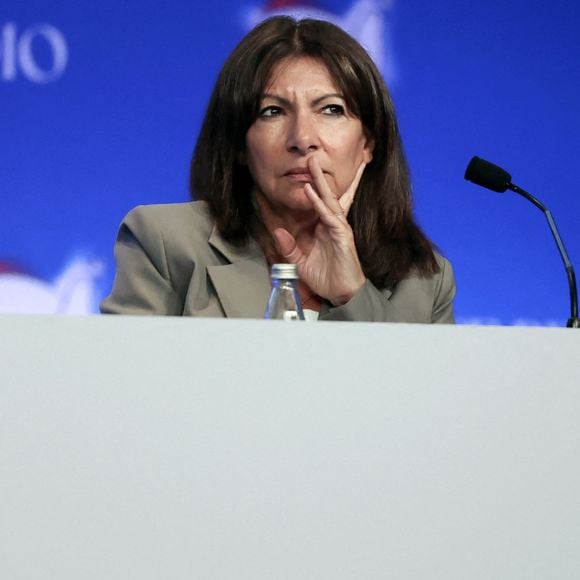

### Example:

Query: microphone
xmin=465 ymin=156 xmax=580 ymax=328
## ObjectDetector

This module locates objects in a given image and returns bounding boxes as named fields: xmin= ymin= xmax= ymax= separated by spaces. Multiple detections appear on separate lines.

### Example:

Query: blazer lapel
xmin=206 ymin=226 xmax=271 ymax=318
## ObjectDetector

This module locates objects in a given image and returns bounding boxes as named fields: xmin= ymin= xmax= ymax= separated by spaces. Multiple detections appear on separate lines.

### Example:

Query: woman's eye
xmin=258 ymin=105 xmax=283 ymax=118
xmin=322 ymin=104 xmax=346 ymax=116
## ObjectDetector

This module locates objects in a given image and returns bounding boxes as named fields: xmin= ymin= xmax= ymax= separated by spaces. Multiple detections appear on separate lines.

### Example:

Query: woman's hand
xmin=272 ymin=156 xmax=367 ymax=306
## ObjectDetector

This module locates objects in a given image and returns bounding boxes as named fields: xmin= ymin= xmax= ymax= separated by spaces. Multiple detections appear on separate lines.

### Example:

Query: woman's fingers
xmin=339 ymin=160 xmax=366 ymax=215
xmin=272 ymin=227 xmax=303 ymax=263
xmin=304 ymin=183 xmax=345 ymax=225
xmin=307 ymin=156 xmax=366 ymax=217
xmin=305 ymin=158 xmax=348 ymax=224
xmin=307 ymin=157 xmax=341 ymax=209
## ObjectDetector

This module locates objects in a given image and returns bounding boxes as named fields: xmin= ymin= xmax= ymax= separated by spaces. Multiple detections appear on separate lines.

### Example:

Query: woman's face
xmin=244 ymin=56 xmax=373 ymax=215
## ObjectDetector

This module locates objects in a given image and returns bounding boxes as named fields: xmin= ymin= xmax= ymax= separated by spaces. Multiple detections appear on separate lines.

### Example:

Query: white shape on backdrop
xmin=245 ymin=0 xmax=395 ymax=83
xmin=0 ymin=22 xmax=68 ymax=83
xmin=0 ymin=259 xmax=103 ymax=314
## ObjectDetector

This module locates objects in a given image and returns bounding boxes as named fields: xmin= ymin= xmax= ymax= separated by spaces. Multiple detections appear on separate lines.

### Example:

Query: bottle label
xmin=283 ymin=310 xmax=300 ymax=321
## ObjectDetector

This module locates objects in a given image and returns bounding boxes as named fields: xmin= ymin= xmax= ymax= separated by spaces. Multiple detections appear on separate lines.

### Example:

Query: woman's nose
xmin=286 ymin=111 xmax=320 ymax=155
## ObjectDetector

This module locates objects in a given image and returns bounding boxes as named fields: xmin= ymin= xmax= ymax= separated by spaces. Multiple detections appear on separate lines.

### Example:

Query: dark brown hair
xmin=191 ymin=16 xmax=439 ymax=286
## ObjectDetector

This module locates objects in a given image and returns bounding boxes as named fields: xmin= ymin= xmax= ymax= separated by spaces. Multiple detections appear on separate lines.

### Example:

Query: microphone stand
xmin=508 ymin=183 xmax=580 ymax=328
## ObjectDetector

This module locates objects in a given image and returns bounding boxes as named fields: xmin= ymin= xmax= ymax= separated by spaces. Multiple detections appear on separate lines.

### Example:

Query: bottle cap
xmin=270 ymin=263 xmax=299 ymax=279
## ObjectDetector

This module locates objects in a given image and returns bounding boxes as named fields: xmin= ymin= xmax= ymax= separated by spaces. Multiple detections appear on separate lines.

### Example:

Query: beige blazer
xmin=100 ymin=202 xmax=456 ymax=323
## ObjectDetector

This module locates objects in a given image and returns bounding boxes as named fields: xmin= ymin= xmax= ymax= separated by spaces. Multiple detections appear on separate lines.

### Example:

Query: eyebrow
xmin=261 ymin=92 xmax=345 ymax=106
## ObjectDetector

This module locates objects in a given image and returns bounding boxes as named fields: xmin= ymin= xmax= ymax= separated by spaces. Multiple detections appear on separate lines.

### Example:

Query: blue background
xmin=2 ymin=0 xmax=579 ymax=325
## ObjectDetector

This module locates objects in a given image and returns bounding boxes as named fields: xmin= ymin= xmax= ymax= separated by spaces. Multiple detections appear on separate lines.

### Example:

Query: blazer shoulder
xmin=430 ymin=250 xmax=450 ymax=270
xmin=433 ymin=252 xmax=455 ymax=287
xmin=431 ymin=251 xmax=456 ymax=323
xmin=123 ymin=201 xmax=214 ymax=240
xmin=118 ymin=201 xmax=219 ymax=290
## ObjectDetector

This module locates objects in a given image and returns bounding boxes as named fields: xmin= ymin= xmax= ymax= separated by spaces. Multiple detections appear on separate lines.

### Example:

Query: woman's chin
xmin=273 ymin=192 xmax=314 ymax=213
xmin=291 ymin=196 xmax=316 ymax=212
xmin=256 ymin=187 xmax=317 ymax=217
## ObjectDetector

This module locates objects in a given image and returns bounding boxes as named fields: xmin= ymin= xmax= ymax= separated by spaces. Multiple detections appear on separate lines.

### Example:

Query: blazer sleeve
xmin=430 ymin=256 xmax=456 ymax=323
xmin=320 ymin=256 xmax=456 ymax=324
xmin=100 ymin=206 xmax=183 ymax=315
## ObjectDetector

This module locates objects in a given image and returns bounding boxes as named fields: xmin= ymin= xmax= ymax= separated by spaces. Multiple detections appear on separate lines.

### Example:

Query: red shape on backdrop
xmin=266 ymin=0 xmax=320 ymax=9
xmin=0 ymin=261 xmax=27 ymax=275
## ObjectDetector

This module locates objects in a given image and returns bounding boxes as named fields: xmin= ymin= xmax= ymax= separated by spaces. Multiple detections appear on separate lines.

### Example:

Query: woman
xmin=101 ymin=16 xmax=455 ymax=322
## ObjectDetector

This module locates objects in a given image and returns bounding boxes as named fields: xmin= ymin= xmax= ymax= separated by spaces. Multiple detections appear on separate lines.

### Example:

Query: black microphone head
xmin=464 ymin=156 xmax=512 ymax=193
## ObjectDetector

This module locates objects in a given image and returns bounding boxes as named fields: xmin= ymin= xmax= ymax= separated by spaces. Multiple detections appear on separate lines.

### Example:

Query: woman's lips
xmin=284 ymin=168 xmax=312 ymax=181
xmin=283 ymin=167 xmax=330 ymax=181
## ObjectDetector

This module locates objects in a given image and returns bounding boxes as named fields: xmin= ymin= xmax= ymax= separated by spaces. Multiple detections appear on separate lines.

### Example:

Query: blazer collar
xmin=206 ymin=225 xmax=271 ymax=318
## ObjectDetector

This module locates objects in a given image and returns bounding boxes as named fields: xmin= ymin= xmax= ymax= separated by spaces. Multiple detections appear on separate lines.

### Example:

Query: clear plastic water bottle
xmin=264 ymin=263 xmax=305 ymax=320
